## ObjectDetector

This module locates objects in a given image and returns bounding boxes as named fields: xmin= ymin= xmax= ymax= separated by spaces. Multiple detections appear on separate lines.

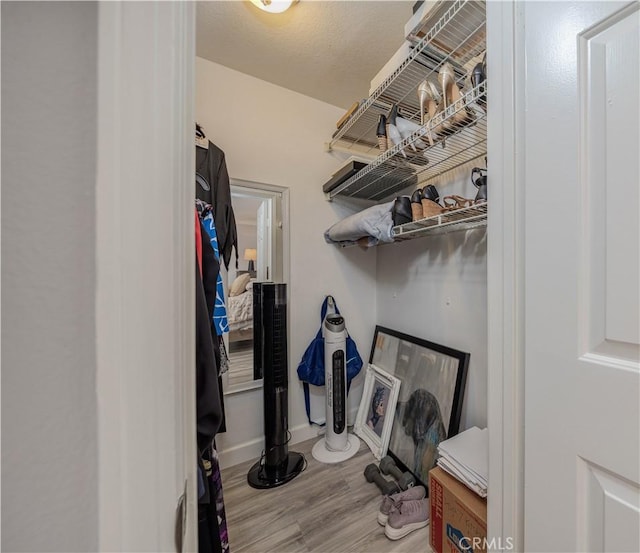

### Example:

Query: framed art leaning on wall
xmin=354 ymin=364 xmax=401 ymax=460
xmin=369 ymin=326 xmax=469 ymax=489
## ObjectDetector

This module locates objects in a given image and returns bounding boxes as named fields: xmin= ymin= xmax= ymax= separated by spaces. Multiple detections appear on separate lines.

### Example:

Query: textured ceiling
xmin=196 ymin=1 xmax=414 ymax=109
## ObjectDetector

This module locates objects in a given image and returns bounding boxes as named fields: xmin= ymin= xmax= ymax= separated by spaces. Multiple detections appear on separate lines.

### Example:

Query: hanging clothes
xmin=195 ymin=259 xmax=223 ymax=450
xmin=198 ymin=445 xmax=230 ymax=553
xmin=196 ymin=209 xmax=203 ymax=274
xmin=195 ymin=130 xmax=232 ymax=553
xmin=196 ymin=237 xmax=229 ymax=553
xmin=199 ymin=220 xmax=227 ymax=432
xmin=196 ymin=141 xmax=238 ymax=270
xmin=197 ymin=199 xmax=229 ymax=336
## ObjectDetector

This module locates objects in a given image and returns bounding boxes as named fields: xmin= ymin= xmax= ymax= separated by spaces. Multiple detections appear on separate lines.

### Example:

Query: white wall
xmin=376 ymin=167 xmax=488 ymax=430
xmin=237 ymin=222 xmax=257 ymax=268
xmin=196 ymin=58 xmax=377 ymax=466
xmin=1 ymin=3 xmax=99 ymax=551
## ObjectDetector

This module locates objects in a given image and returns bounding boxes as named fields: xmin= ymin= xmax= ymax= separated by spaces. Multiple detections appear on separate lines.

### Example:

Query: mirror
xmin=223 ymin=179 xmax=286 ymax=394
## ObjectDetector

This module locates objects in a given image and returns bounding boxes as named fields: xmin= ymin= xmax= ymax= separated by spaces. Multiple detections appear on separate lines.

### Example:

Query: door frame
xmin=94 ymin=1 xmax=525 ymax=549
xmin=486 ymin=1 xmax=525 ymax=550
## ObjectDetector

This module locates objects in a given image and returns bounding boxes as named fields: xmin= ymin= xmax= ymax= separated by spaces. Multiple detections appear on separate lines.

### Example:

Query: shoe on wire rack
xmin=384 ymin=498 xmax=430 ymax=540
xmin=377 ymin=485 xmax=426 ymax=526
xmin=391 ymin=196 xmax=412 ymax=226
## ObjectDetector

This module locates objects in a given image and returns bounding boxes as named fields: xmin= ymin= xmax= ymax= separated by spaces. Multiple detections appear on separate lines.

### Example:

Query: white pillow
xmin=229 ymin=273 xmax=251 ymax=297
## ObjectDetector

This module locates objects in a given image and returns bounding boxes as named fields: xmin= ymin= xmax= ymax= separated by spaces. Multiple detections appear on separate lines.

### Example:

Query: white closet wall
xmin=2 ymin=3 xmax=99 ymax=550
xmin=196 ymin=58 xmax=377 ymax=467
xmin=376 ymin=169 xmax=488 ymax=430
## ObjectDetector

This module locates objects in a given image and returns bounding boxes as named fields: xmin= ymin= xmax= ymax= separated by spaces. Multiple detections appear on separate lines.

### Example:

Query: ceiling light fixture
xmin=250 ymin=0 xmax=298 ymax=14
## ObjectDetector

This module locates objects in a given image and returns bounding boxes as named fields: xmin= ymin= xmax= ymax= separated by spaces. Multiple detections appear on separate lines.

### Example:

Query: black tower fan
xmin=247 ymin=283 xmax=304 ymax=488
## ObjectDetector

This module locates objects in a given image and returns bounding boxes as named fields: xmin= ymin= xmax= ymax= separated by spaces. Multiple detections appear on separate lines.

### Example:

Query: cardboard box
xmin=429 ymin=467 xmax=487 ymax=553
xmin=404 ymin=0 xmax=440 ymax=44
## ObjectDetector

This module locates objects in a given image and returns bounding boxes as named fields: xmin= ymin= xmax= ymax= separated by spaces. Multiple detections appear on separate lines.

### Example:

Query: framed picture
xmin=369 ymin=326 xmax=469 ymax=489
xmin=354 ymin=364 xmax=401 ymax=460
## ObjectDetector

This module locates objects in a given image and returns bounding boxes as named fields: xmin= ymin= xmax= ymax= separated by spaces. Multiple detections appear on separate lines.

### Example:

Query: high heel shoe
xmin=417 ymin=81 xmax=431 ymax=126
xmin=420 ymin=184 xmax=444 ymax=217
xmin=470 ymin=52 xmax=487 ymax=107
xmin=438 ymin=62 xmax=457 ymax=113
xmin=410 ymin=189 xmax=423 ymax=221
xmin=376 ymin=114 xmax=388 ymax=153
xmin=392 ymin=196 xmax=413 ymax=226
xmin=386 ymin=106 xmax=407 ymax=158
xmin=438 ymin=62 xmax=470 ymax=128
xmin=392 ymin=106 xmax=428 ymax=150
xmin=417 ymin=81 xmax=441 ymax=145
xmin=427 ymin=81 xmax=444 ymax=141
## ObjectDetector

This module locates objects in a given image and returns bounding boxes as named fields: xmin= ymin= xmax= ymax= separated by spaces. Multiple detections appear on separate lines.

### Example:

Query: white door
xmin=523 ymin=2 xmax=639 ymax=551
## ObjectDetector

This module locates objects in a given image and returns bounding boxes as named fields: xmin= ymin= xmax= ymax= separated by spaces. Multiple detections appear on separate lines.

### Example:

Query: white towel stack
xmin=437 ymin=426 xmax=488 ymax=498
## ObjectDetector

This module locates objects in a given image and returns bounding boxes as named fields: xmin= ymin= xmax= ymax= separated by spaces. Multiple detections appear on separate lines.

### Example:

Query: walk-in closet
xmin=195 ymin=2 xmax=488 ymax=551
xmin=3 ymin=1 xmax=638 ymax=552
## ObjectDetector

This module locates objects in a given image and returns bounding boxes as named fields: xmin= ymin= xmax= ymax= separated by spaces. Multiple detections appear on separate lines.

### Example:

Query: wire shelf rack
xmin=392 ymin=202 xmax=487 ymax=241
xmin=329 ymin=0 xmax=486 ymax=154
xmin=327 ymin=81 xmax=487 ymax=201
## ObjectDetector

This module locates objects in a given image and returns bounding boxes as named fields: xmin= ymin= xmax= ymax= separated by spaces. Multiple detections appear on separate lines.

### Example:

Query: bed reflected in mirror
xmin=223 ymin=180 xmax=285 ymax=394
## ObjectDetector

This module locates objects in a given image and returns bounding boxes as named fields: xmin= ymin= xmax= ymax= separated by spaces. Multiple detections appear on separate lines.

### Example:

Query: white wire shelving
xmin=327 ymin=81 xmax=486 ymax=201
xmin=392 ymin=202 xmax=487 ymax=241
xmin=329 ymin=0 xmax=486 ymax=154
xmin=326 ymin=0 xmax=487 ymax=207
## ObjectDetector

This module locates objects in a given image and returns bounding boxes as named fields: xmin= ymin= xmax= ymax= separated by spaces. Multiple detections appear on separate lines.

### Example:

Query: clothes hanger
xmin=195 ymin=122 xmax=209 ymax=149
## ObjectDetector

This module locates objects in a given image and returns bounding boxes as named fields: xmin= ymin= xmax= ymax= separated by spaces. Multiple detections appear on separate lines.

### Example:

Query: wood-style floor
xmin=221 ymin=437 xmax=431 ymax=553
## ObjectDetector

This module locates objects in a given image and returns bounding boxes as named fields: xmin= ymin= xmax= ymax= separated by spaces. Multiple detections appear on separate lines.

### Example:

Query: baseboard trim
xmin=218 ymin=422 xmax=322 ymax=470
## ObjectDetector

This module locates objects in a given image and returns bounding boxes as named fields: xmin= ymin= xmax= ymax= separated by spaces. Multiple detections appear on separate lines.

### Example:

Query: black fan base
xmin=247 ymin=452 xmax=305 ymax=489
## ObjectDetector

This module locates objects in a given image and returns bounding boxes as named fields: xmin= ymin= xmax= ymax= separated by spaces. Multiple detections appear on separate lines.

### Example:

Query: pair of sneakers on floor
xmin=378 ymin=485 xmax=429 ymax=540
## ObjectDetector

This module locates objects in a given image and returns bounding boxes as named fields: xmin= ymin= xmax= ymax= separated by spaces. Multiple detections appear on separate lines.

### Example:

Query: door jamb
xmin=487 ymin=1 xmax=525 ymax=550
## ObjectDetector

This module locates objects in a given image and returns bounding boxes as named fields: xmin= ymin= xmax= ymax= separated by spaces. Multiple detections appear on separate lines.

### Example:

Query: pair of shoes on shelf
xmin=417 ymin=62 xmax=474 ymax=143
xmin=410 ymin=184 xmax=444 ymax=220
xmin=377 ymin=486 xmax=429 ymax=540
xmin=395 ymin=184 xmax=445 ymax=225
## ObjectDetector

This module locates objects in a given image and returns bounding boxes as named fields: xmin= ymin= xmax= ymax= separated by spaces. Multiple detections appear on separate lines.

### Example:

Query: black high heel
xmin=392 ymin=196 xmax=413 ymax=226
xmin=471 ymin=166 xmax=487 ymax=203
xmin=376 ymin=114 xmax=388 ymax=153
xmin=470 ymin=52 xmax=486 ymax=107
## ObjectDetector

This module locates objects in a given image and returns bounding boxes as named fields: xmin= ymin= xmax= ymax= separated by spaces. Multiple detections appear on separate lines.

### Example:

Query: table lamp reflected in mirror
xmin=244 ymin=248 xmax=257 ymax=273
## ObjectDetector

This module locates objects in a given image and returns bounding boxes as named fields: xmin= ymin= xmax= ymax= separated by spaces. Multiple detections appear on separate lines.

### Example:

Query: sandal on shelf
xmin=443 ymin=195 xmax=475 ymax=211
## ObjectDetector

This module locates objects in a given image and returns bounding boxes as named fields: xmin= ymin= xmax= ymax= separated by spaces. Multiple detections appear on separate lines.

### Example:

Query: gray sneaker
xmin=384 ymin=498 xmax=430 ymax=540
xmin=377 ymin=485 xmax=426 ymax=526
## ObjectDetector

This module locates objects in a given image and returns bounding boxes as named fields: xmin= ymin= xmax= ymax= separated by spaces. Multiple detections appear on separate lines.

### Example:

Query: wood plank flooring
xmin=221 ymin=437 xmax=432 ymax=553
